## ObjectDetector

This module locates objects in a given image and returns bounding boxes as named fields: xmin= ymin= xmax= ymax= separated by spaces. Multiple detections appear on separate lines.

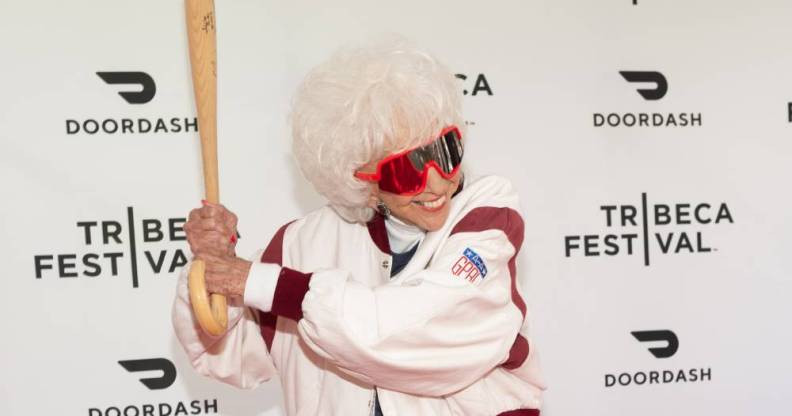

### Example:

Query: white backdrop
xmin=2 ymin=0 xmax=791 ymax=415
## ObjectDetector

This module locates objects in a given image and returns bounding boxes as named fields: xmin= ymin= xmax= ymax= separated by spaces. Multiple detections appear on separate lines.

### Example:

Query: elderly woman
xmin=173 ymin=39 xmax=546 ymax=416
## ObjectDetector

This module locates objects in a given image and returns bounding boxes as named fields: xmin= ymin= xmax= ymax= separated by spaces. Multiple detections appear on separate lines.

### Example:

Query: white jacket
xmin=172 ymin=175 xmax=546 ymax=416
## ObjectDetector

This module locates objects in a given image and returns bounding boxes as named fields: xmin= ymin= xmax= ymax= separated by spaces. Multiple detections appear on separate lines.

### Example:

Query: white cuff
xmin=243 ymin=262 xmax=281 ymax=312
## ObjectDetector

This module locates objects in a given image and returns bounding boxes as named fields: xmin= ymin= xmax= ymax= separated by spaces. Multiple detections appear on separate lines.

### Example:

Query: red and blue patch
xmin=451 ymin=248 xmax=488 ymax=283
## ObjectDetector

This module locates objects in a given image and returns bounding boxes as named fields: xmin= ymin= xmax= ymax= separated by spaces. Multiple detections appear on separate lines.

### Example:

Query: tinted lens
xmin=378 ymin=153 xmax=425 ymax=194
xmin=440 ymin=128 xmax=463 ymax=173
xmin=406 ymin=128 xmax=463 ymax=175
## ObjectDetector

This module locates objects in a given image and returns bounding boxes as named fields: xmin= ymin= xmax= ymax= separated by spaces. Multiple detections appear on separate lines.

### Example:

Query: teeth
xmin=416 ymin=195 xmax=446 ymax=209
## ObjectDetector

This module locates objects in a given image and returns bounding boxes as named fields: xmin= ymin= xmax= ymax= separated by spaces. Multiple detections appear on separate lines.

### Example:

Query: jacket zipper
xmin=368 ymin=388 xmax=377 ymax=416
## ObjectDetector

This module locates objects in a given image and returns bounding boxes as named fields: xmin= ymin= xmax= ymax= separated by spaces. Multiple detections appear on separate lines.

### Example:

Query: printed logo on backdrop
xmin=33 ymin=207 xmax=188 ymax=287
xmin=605 ymin=330 xmax=712 ymax=387
xmin=563 ymin=192 xmax=734 ymax=266
xmin=631 ymin=330 xmax=678 ymax=358
xmin=455 ymin=73 xmax=493 ymax=126
xmin=620 ymin=71 xmax=667 ymax=100
xmin=455 ymin=73 xmax=493 ymax=97
xmin=593 ymin=71 xmax=703 ymax=128
xmin=118 ymin=358 xmax=177 ymax=390
xmin=88 ymin=358 xmax=219 ymax=415
xmin=65 ymin=71 xmax=198 ymax=135
xmin=96 ymin=72 xmax=156 ymax=104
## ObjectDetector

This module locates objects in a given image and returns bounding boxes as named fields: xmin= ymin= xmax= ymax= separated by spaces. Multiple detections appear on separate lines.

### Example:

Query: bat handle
xmin=188 ymin=259 xmax=228 ymax=336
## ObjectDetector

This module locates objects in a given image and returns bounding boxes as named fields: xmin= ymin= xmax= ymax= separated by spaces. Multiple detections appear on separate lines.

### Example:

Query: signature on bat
xmin=202 ymin=12 xmax=215 ymax=33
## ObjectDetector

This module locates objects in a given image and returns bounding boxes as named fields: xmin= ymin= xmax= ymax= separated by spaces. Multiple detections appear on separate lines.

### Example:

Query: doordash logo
xmin=631 ymin=329 xmax=678 ymax=358
xmin=619 ymin=71 xmax=667 ymax=100
xmin=86 ymin=358 xmax=220 ymax=415
xmin=96 ymin=71 xmax=157 ymax=104
xmin=64 ymin=71 xmax=197 ymax=135
xmin=593 ymin=70 xmax=703 ymax=128
xmin=118 ymin=358 xmax=177 ymax=390
xmin=603 ymin=330 xmax=712 ymax=388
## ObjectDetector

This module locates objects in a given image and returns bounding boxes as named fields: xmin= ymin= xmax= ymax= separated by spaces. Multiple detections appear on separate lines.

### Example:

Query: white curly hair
xmin=290 ymin=36 xmax=465 ymax=224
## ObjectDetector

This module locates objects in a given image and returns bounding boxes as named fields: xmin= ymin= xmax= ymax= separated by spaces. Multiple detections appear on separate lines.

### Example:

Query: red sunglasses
xmin=355 ymin=126 xmax=464 ymax=195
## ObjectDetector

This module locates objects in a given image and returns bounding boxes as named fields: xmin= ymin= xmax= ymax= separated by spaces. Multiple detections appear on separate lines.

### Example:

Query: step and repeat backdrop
xmin=1 ymin=0 xmax=791 ymax=415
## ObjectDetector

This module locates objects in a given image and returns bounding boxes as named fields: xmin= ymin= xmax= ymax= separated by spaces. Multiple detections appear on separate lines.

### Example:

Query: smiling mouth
xmin=412 ymin=195 xmax=447 ymax=211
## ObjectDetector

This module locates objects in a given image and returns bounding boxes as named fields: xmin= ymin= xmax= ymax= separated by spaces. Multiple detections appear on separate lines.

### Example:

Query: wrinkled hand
xmin=186 ymin=201 xmax=238 ymax=257
xmin=199 ymin=254 xmax=252 ymax=298
xmin=185 ymin=202 xmax=251 ymax=297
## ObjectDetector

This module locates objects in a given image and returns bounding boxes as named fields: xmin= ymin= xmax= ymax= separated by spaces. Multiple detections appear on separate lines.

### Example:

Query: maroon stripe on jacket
xmin=501 ymin=334 xmax=529 ymax=370
xmin=497 ymin=409 xmax=540 ymax=416
xmin=270 ymin=267 xmax=312 ymax=321
xmin=257 ymin=223 xmax=313 ymax=322
xmin=450 ymin=207 xmax=530 ymax=369
xmin=258 ymin=222 xmax=291 ymax=350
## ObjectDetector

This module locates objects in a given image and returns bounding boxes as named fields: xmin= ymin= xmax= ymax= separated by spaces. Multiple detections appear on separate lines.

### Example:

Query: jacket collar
xmin=366 ymin=212 xmax=391 ymax=254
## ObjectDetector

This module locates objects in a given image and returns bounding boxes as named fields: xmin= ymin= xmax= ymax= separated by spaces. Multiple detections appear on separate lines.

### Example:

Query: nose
xmin=424 ymin=166 xmax=454 ymax=195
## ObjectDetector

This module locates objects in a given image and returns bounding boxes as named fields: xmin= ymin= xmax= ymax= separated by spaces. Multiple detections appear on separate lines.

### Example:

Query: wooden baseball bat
xmin=185 ymin=0 xmax=227 ymax=336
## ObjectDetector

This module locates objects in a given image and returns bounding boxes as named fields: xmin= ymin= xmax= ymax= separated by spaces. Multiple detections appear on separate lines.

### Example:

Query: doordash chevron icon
xmin=619 ymin=71 xmax=667 ymax=100
xmin=118 ymin=358 xmax=177 ymax=390
xmin=631 ymin=330 xmax=679 ymax=358
xmin=97 ymin=71 xmax=156 ymax=104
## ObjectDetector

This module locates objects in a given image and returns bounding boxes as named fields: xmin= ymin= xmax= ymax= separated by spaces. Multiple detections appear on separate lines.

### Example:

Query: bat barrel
xmin=186 ymin=0 xmax=219 ymax=203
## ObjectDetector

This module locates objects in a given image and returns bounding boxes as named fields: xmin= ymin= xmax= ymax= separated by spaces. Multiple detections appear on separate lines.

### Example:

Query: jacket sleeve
xmin=268 ymin=207 xmax=527 ymax=396
xmin=171 ymin=251 xmax=278 ymax=389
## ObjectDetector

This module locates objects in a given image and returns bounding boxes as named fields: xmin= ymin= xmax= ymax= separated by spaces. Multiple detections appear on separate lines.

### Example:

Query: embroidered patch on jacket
xmin=451 ymin=248 xmax=488 ymax=284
